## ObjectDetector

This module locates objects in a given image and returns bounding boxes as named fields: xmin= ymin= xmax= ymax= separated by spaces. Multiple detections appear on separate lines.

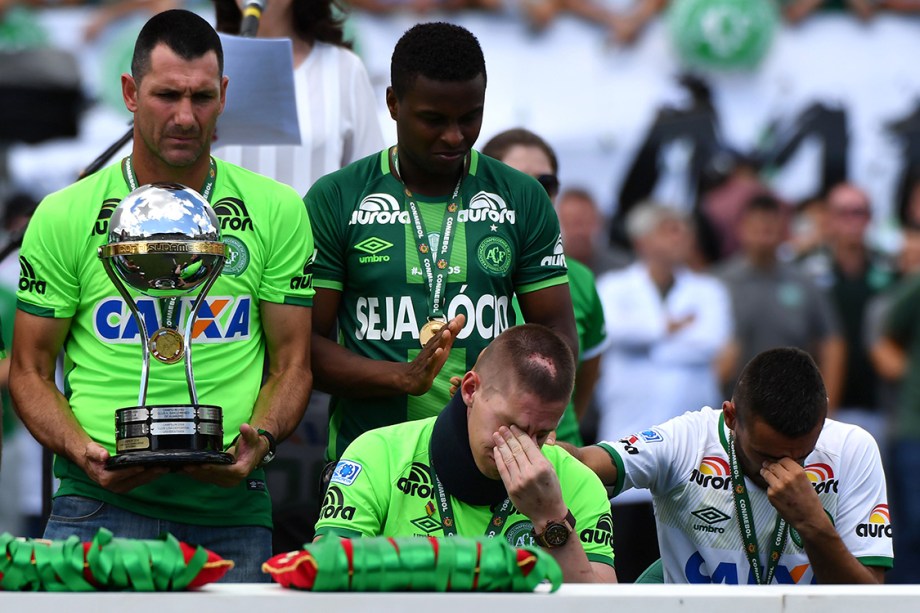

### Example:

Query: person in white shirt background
xmin=594 ymin=201 xmax=732 ymax=581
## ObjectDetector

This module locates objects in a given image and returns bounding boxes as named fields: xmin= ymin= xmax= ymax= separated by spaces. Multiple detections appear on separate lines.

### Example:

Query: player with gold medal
xmin=392 ymin=147 xmax=461 ymax=348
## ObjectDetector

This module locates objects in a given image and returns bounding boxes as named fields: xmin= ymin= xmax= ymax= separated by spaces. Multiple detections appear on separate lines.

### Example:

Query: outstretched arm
xmin=310 ymin=287 xmax=465 ymax=398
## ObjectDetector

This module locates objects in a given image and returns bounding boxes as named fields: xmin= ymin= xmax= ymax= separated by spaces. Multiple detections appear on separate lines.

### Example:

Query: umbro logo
xmin=355 ymin=237 xmax=393 ymax=264
xmin=213 ymin=198 xmax=254 ymax=232
xmin=691 ymin=506 xmax=731 ymax=525
xmin=18 ymin=255 xmax=47 ymax=294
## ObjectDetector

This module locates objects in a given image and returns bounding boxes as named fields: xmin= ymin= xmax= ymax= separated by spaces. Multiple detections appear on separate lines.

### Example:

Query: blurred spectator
xmin=782 ymin=0 xmax=876 ymax=24
xmin=556 ymin=188 xmax=631 ymax=275
xmin=0 ymin=191 xmax=41 ymax=538
xmin=867 ymin=223 xmax=920 ymax=423
xmin=782 ymin=193 xmax=829 ymax=262
xmin=344 ymin=0 xmax=499 ymax=14
xmin=83 ymin=0 xmax=179 ymax=42
xmin=481 ymin=127 xmax=609 ymax=446
xmin=875 ymin=230 xmax=920 ymax=583
xmin=213 ymin=0 xmax=384 ymax=196
xmin=595 ymin=201 xmax=731 ymax=582
xmin=799 ymin=182 xmax=896 ymax=444
xmin=716 ymin=193 xmax=844 ymax=407
xmin=608 ymin=0 xmax=666 ymax=45
xmin=696 ymin=148 xmax=778 ymax=264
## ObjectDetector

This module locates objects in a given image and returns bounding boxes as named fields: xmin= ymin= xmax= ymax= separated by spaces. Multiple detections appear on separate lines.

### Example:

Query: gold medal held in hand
xmin=419 ymin=319 xmax=446 ymax=347
xmin=148 ymin=328 xmax=185 ymax=364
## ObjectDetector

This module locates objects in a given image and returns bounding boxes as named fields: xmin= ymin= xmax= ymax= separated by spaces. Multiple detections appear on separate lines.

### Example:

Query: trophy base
xmin=108 ymin=404 xmax=231 ymax=470
xmin=106 ymin=449 xmax=234 ymax=469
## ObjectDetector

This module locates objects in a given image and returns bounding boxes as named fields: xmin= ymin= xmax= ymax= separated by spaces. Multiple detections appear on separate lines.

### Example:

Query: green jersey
xmin=307 ymin=149 xmax=568 ymax=460
xmin=17 ymin=158 xmax=315 ymax=528
xmin=314 ymin=415 xmax=615 ymax=568
xmin=514 ymin=258 xmax=607 ymax=445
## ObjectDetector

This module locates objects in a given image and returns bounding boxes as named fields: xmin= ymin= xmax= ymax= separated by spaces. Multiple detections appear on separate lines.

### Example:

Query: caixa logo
xmin=684 ymin=552 xmax=814 ymax=584
xmin=93 ymin=295 xmax=251 ymax=343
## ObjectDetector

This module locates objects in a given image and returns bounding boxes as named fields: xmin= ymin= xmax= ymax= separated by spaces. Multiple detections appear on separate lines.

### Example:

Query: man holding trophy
xmin=9 ymin=10 xmax=315 ymax=582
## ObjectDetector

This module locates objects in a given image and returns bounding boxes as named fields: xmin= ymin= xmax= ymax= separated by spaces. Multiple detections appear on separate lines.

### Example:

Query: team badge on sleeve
xmin=639 ymin=429 xmax=663 ymax=443
xmin=330 ymin=460 xmax=363 ymax=486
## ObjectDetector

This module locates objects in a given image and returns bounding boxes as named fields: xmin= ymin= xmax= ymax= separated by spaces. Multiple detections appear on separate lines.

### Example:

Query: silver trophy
xmin=98 ymin=183 xmax=233 ymax=468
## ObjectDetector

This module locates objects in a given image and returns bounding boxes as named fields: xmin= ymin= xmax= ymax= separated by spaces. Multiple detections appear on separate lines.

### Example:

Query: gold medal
xmin=419 ymin=320 xmax=446 ymax=347
xmin=148 ymin=328 xmax=185 ymax=364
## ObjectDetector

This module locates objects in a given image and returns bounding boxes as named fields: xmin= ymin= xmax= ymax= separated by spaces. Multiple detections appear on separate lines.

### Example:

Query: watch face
xmin=545 ymin=523 xmax=570 ymax=547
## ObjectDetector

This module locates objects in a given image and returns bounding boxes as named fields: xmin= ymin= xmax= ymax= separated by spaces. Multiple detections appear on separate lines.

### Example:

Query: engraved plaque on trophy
xmin=98 ymin=183 xmax=233 ymax=468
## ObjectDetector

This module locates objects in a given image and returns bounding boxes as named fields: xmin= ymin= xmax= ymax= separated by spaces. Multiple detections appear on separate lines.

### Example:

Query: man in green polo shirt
xmin=315 ymin=324 xmax=617 ymax=583
xmin=10 ymin=10 xmax=314 ymax=582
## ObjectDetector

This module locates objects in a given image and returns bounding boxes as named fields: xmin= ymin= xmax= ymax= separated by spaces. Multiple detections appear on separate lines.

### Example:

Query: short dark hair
xmin=390 ymin=22 xmax=486 ymax=99
xmin=481 ymin=128 xmax=558 ymax=174
xmin=475 ymin=324 xmax=575 ymax=405
xmin=744 ymin=193 xmax=782 ymax=215
xmin=132 ymin=9 xmax=223 ymax=83
xmin=732 ymin=347 xmax=827 ymax=438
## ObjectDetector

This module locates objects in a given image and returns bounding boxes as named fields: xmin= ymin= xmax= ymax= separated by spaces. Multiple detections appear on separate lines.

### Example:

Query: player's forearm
xmin=799 ymin=521 xmax=883 ymax=583
xmin=9 ymin=371 xmax=90 ymax=462
xmin=311 ymin=334 xmax=415 ymax=398
xmin=250 ymin=364 xmax=313 ymax=442
xmin=570 ymin=445 xmax=620 ymax=485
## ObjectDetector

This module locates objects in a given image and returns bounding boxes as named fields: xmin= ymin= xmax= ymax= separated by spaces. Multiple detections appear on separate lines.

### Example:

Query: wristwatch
xmin=257 ymin=428 xmax=277 ymax=466
xmin=532 ymin=509 xmax=576 ymax=548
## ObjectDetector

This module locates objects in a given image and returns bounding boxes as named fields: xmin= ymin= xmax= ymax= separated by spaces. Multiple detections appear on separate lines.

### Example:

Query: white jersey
xmin=598 ymin=407 xmax=893 ymax=584
xmin=215 ymin=42 xmax=384 ymax=196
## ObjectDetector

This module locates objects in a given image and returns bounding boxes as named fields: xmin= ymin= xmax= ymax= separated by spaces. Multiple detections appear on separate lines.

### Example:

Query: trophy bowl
xmin=107 ymin=183 xmax=224 ymax=294
xmin=99 ymin=183 xmax=233 ymax=469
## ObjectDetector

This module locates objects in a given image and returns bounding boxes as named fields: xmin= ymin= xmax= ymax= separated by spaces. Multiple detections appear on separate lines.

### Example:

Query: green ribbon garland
xmin=299 ymin=536 xmax=562 ymax=592
xmin=0 ymin=529 xmax=210 ymax=591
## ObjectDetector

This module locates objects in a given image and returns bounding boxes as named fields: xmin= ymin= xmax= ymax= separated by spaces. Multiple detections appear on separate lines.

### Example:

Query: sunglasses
xmin=536 ymin=174 xmax=559 ymax=198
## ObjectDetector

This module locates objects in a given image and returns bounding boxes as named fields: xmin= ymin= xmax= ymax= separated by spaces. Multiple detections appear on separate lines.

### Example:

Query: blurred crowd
xmin=2 ymin=0 xmax=920 ymax=584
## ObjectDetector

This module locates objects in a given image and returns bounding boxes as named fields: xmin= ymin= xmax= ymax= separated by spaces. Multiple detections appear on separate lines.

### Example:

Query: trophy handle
xmin=101 ymin=258 xmax=152 ymax=406
xmin=182 ymin=257 xmax=226 ymax=405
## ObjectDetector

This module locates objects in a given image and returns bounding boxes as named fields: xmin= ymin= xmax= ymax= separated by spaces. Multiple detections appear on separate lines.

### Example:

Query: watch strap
xmin=532 ymin=509 xmax=576 ymax=548
xmin=257 ymin=428 xmax=277 ymax=465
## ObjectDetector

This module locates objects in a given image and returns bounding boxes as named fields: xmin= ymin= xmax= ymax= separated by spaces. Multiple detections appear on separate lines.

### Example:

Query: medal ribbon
xmin=427 ymin=454 xmax=513 ymax=538
xmin=727 ymin=432 xmax=789 ymax=585
xmin=392 ymin=148 xmax=462 ymax=324
xmin=121 ymin=155 xmax=217 ymax=202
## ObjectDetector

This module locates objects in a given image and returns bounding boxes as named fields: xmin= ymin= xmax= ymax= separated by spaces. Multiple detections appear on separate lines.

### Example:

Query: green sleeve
xmin=513 ymin=180 xmax=568 ymax=292
xmin=569 ymin=260 xmax=607 ymax=360
xmin=16 ymin=193 xmax=80 ymax=318
xmin=305 ymin=174 xmax=348 ymax=292
xmin=314 ymin=431 xmax=390 ymax=538
xmin=259 ymin=185 xmax=315 ymax=306
xmin=552 ymin=447 xmax=616 ymax=568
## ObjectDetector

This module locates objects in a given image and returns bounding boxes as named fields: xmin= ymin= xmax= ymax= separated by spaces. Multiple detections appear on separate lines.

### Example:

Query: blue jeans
xmin=44 ymin=495 xmax=272 ymax=583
